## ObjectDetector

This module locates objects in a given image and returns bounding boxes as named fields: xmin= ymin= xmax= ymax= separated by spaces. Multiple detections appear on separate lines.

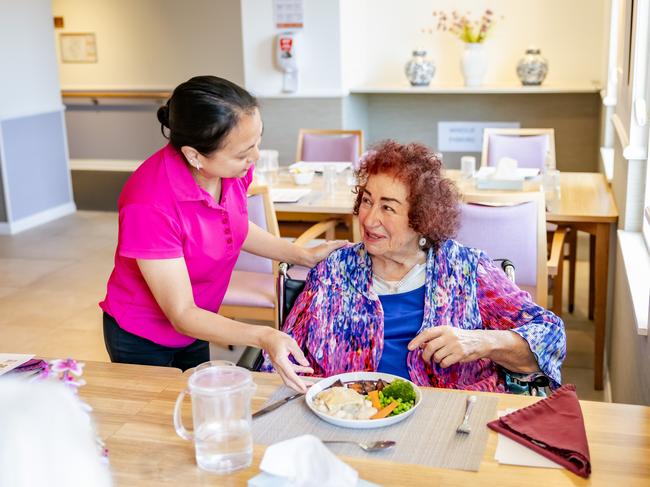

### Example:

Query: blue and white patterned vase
xmin=404 ymin=49 xmax=435 ymax=87
xmin=516 ymin=46 xmax=549 ymax=86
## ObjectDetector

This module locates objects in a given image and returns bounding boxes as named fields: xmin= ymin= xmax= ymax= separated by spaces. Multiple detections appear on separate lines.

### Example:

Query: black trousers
xmin=103 ymin=312 xmax=209 ymax=371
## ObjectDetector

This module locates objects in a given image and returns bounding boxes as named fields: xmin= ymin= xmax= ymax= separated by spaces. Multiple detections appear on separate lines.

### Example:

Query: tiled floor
xmin=0 ymin=211 xmax=605 ymax=401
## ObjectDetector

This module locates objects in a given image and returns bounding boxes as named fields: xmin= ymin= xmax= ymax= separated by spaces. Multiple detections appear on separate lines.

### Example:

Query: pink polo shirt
xmin=100 ymin=144 xmax=252 ymax=347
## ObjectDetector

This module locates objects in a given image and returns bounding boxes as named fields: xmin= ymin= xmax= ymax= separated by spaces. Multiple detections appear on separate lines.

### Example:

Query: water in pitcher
xmin=174 ymin=363 xmax=256 ymax=475
xmin=195 ymin=419 xmax=253 ymax=473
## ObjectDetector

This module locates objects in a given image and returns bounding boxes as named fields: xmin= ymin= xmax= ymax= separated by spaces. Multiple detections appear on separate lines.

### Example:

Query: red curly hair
xmin=353 ymin=140 xmax=460 ymax=248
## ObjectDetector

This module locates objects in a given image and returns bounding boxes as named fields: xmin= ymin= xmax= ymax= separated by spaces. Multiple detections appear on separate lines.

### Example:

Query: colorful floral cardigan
xmin=262 ymin=240 xmax=566 ymax=392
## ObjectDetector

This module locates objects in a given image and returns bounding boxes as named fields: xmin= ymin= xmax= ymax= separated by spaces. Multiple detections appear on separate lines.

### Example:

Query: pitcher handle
xmin=173 ymin=388 xmax=193 ymax=441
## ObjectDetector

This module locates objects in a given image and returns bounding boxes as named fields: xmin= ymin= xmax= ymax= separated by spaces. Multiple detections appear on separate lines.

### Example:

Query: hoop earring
xmin=418 ymin=236 xmax=427 ymax=248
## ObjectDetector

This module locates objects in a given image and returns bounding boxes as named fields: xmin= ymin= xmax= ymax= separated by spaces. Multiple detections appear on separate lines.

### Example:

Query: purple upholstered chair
xmin=456 ymin=193 xmax=548 ymax=306
xmin=296 ymin=129 xmax=363 ymax=163
xmin=480 ymin=128 xmax=572 ymax=315
xmin=220 ymin=186 xmax=342 ymax=328
xmin=221 ymin=186 xmax=278 ymax=324
xmin=481 ymin=129 xmax=555 ymax=170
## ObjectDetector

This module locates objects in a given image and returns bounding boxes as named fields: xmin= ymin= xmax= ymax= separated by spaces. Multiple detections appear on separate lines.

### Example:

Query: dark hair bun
xmin=160 ymin=76 xmax=258 ymax=154
xmin=157 ymin=104 xmax=170 ymax=127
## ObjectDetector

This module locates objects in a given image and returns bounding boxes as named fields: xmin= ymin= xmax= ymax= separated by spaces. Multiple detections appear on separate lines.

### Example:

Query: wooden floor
xmin=0 ymin=211 xmax=605 ymax=401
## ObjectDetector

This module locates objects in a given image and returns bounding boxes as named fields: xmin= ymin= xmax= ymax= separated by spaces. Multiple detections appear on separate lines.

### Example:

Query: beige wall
xmin=341 ymin=0 xmax=608 ymax=89
xmin=53 ymin=0 xmax=245 ymax=89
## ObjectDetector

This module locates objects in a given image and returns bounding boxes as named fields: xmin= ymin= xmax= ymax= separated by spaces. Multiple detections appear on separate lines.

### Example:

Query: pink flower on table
xmin=51 ymin=358 xmax=85 ymax=376
xmin=38 ymin=361 xmax=53 ymax=379
xmin=60 ymin=373 xmax=87 ymax=390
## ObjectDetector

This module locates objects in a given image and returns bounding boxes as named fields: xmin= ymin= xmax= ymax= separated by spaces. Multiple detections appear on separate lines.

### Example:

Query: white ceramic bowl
xmin=305 ymin=371 xmax=422 ymax=429
xmin=291 ymin=171 xmax=315 ymax=185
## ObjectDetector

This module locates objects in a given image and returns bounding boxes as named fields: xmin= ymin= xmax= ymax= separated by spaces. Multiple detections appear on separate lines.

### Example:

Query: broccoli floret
xmin=382 ymin=379 xmax=416 ymax=403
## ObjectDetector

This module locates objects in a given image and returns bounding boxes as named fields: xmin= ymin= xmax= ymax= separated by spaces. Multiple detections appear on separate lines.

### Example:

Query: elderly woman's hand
xmin=407 ymin=325 xmax=489 ymax=368
xmin=259 ymin=328 xmax=314 ymax=393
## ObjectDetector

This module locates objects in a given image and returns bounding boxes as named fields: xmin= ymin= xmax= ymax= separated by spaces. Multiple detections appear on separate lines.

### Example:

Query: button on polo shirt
xmin=100 ymin=144 xmax=253 ymax=347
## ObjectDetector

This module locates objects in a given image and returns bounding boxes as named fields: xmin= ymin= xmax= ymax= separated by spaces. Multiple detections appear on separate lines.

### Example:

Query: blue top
xmin=377 ymin=285 xmax=426 ymax=379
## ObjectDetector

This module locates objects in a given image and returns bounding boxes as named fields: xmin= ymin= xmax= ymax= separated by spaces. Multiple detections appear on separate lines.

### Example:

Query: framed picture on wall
xmin=60 ymin=33 xmax=97 ymax=63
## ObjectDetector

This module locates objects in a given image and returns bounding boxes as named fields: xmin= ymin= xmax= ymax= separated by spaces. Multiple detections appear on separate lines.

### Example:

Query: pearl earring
xmin=192 ymin=159 xmax=202 ymax=170
xmin=419 ymin=236 xmax=427 ymax=248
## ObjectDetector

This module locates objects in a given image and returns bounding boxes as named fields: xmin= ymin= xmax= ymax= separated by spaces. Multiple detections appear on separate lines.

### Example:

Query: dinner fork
xmin=456 ymin=395 xmax=477 ymax=434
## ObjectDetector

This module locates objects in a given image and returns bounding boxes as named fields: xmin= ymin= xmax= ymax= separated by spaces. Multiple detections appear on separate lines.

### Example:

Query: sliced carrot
xmin=368 ymin=390 xmax=381 ymax=410
xmin=370 ymin=400 xmax=398 ymax=419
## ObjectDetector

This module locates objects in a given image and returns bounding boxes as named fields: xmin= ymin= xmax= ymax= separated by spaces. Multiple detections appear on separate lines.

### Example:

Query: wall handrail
xmin=61 ymin=90 xmax=171 ymax=100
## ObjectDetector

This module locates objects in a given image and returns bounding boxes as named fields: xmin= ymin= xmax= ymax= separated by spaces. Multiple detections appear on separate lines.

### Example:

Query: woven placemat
xmin=253 ymin=386 xmax=498 ymax=472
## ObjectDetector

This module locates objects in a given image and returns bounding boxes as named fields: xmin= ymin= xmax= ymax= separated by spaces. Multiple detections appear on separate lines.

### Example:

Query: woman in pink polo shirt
xmin=100 ymin=76 xmax=343 ymax=392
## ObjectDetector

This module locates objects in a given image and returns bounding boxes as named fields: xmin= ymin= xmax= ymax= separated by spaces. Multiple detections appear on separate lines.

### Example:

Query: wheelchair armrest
xmin=236 ymin=346 xmax=265 ymax=371
xmin=501 ymin=368 xmax=551 ymax=396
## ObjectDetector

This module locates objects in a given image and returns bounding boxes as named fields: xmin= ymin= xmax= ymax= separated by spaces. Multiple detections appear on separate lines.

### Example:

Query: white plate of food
xmin=305 ymin=372 xmax=422 ymax=429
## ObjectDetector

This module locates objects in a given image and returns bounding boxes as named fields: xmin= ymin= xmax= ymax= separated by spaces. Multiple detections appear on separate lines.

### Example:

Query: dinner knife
xmin=252 ymin=392 xmax=304 ymax=418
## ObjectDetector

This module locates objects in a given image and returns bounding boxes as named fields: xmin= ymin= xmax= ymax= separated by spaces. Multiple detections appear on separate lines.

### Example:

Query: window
xmin=641 ymin=156 xmax=650 ymax=248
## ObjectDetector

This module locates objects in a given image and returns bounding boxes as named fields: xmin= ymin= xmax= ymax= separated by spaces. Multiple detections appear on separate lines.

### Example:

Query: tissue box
xmin=248 ymin=473 xmax=380 ymax=487
xmin=473 ymin=166 xmax=539 ymax=191
xmin=475 ymin=178 xmax=524 ymax=191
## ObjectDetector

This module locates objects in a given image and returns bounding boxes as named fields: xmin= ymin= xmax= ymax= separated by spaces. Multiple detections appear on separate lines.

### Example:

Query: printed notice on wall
xmin=274 ymin=0 xmax=304 ymax=29
xmin=438 ymin=122 xmax=520 ymax=152
xmin=60 ymin=33 xmax=98 ymax=63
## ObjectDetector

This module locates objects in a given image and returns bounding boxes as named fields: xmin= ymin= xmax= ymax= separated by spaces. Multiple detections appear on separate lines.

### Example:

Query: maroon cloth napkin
xmin=487 ymin=384 xmax=591 ymax=478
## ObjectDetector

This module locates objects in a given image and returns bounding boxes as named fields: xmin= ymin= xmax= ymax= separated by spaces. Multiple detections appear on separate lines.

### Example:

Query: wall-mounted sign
xmin=60 ymin=33 xmax=97 ymax=63
xmin=273 ymin=0 xmax=303 ymax=29
xmin=438 ymin=121 xmax=520 ymax=152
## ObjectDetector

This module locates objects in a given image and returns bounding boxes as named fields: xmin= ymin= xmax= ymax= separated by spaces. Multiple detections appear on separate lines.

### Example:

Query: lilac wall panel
xmin=1 ymin=111 xmax=72 ymax=220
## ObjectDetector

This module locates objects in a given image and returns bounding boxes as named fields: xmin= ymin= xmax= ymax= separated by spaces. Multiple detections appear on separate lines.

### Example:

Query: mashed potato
xmin=313 ymin=386 xmax=378 ymax=420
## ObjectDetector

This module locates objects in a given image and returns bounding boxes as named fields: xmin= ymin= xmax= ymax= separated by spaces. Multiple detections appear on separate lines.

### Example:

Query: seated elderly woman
xmin=263 ymin=140 xmax=566 ymax=392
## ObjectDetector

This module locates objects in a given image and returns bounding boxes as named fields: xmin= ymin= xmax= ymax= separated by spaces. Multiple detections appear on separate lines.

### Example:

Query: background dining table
xmin=78 ymin=361 xmax=648 ymax=486
xmin=272 ymin=170 xmax=618 ymax=390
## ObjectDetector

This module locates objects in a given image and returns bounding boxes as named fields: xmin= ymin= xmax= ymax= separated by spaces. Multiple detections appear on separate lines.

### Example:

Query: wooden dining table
xmin=271 ymin=170 xmax=618 ymax=390
xmin=79 ymin=361 xmax=649 ymax=486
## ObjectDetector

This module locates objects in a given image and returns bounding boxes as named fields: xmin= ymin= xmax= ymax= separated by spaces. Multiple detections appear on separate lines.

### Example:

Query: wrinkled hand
xmin=260 ymin=328 xmax=313 ymax=393
xmin=408 ymin=326 xmax=488 ymax=368
xmin=303 ymin=240 xmax=347 ymax=267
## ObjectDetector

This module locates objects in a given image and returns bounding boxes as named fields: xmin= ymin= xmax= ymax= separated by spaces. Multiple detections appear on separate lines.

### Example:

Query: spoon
xmin=323 ymin=440 xmax=396 ymax=452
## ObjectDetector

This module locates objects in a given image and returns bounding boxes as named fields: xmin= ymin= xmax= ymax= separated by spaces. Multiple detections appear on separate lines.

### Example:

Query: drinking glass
xmin=173 ymin=363 xmax=256 ymax=474
xmin=460 ymin=156 xmax=477 ymax=179
xmin=257 ymin=150 xmax=279 ymax=186
xmin=322 ymin=165 xmax=338 ymax=194
xmin=266 ymin=150 xmax=279 ymax=185
xmin=255 ymin=152 xmax=269 ymax=185
xmin=344 ymin=168 xmax=357 ymax=187
xmin=543 ymin=168 xmax=561 ymax=199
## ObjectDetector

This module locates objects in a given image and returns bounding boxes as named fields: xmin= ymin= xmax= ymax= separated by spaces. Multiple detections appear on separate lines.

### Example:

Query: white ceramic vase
xmin=461 ymin=42 xmax=488 ymax=87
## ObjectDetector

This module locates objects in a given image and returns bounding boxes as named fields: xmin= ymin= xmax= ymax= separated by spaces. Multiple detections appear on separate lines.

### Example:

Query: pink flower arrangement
xmin=41 ymin=358 xmax=87 ymax=391
xmin=427 ymin=9 xmax=500 ymax=43
xmin=37 ymin=358 xmax=109 ymax=460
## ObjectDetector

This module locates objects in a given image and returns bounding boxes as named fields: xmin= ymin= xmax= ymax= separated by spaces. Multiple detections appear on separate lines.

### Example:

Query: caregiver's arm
xmin=137 ymin=257 xmax=312 ymax=392
xmin=242 ymin=221 xmax=346 ymax=268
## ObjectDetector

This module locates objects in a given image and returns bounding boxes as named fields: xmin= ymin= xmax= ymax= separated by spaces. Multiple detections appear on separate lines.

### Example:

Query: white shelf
xmin=252 ymin=90 xmax=348 ymax=98
xmin=617 ymin=230 xmax=649 ymax=336
xmin=350 ymin=83 xmax=602 ymax=94
xmin=70 ymin=159 xmax=140 ymax=172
